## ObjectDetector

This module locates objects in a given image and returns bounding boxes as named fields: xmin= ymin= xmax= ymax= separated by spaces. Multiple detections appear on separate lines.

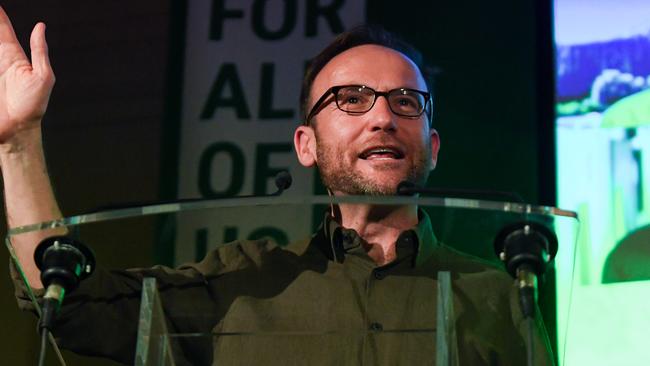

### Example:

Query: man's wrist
xmin=0 ymin=124 xmax=44 ymax=158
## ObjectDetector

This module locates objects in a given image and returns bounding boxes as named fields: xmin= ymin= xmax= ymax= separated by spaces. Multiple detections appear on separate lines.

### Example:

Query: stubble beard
xmin=316 ymin=137 xmax=432 ymax=196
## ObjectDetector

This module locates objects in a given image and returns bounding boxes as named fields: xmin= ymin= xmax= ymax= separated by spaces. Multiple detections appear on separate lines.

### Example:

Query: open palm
xmin=0 ymin=7 xmax=54 ymax=143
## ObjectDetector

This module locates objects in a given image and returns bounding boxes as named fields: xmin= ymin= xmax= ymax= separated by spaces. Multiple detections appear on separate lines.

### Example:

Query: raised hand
xmin=0 ymin=6 xmax=54 ymax=144
xmin=0 ymin=7 xmax=60 ymax=289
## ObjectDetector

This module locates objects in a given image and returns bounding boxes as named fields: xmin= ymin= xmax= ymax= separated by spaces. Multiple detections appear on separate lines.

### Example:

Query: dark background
xmin=0 ymin=1 xmax=554 ymax=364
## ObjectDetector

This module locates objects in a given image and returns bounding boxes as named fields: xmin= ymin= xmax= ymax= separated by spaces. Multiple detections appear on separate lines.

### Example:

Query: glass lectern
xmin=6 ymin=196 xmax=578 ymax=365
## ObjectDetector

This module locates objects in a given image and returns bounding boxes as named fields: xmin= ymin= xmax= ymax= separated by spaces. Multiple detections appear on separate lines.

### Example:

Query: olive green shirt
xmin=12 ymin=212 xmax=553 ymax=365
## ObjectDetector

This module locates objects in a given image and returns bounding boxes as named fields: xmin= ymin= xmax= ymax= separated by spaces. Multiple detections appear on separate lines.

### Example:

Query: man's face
xmin=295 ymin=44 xmax=440 ymax=195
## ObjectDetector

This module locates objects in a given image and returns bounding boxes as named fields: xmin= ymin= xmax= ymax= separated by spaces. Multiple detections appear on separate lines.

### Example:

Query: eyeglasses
xmin=305 ymin=85 xmax=431 ymax=124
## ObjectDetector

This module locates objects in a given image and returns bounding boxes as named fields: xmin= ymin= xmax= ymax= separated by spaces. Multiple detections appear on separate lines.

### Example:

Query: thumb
xmin=30 ymin=22 xmax=54 ymax=79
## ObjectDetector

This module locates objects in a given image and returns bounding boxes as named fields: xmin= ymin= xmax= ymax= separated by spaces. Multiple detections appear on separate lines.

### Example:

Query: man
xmin=0 ymin=7 xmax=553 ymax=365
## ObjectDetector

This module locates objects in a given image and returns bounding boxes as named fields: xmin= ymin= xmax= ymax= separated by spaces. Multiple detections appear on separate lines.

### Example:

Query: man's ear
xmin=294 ymin=125 xmax=317 ymax=167
xmin=430 ymin=128 xmax=441 ymax=170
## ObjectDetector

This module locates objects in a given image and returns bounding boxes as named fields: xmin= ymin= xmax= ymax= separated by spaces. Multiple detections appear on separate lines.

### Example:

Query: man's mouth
xmin=359 ymin=146 xmax=405 ymax=160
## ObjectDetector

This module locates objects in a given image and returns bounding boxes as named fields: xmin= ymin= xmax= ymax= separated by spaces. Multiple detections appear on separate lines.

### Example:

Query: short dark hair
xmin=300 ymin=24 xmax=435 ymax=124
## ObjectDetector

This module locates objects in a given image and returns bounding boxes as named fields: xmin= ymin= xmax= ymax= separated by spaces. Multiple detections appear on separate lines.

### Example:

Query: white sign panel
xmin=175 ymin=0 xmax=366 ymax=263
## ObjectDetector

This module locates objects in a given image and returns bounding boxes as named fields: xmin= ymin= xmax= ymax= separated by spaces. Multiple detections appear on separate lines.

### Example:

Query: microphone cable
xmin=37 ymin=328 xmax=48 ymax=366
xmin=526 ymin=317 xmax=535 ymax=366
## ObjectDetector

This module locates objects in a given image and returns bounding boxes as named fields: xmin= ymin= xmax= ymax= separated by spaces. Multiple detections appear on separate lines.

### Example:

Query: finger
xmin=0 ymin=6 xmax=20 ymax=44
xmin=30 ymin=22 xmax=53 ymax=77
xmin=0 ymin=6 xmax=28 ymax=71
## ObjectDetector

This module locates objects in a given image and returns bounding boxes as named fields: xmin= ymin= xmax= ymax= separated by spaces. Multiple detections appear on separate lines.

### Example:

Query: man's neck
xmin=333 ymin=202 xmax=418 ymax=266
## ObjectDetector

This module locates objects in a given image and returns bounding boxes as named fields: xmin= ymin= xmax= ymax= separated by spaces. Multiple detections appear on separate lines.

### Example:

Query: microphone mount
xmin=493 ymin=222 xmax=557 ymax=318
xmin=34 ymin=236 xmax=95 ymax=331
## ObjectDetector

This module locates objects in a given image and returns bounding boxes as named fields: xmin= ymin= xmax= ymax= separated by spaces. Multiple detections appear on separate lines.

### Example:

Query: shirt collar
xmin=316 ymin=209 xmax=438 ymax=268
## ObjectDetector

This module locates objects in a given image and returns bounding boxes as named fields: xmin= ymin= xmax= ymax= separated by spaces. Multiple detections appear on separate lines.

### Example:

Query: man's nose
xmin=366 ymin=95 xmax=397 ymax=132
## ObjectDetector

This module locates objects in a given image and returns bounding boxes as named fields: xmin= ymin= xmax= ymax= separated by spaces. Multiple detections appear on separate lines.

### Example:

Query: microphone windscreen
xmin=274 ymin=171 xmax=293 ymax=192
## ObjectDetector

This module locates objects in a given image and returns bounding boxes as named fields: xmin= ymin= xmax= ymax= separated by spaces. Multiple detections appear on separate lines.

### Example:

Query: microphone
xmin=34 ymin=236 xmax=95 ymax=331
xmin=396 ymin=181 xmax=525 ymax=203
xmin=272 ymin=170 xmax=293 ymax=195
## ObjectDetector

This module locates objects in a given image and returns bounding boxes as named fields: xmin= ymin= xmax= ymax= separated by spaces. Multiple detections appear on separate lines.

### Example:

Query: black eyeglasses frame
xmin=305 ymin=85 xmax=433 ymax=125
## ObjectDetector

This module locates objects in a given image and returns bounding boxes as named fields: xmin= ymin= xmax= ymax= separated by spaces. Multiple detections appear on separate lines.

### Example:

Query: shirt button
xmin=373 ymin=270 xmax=386 ymax=280
xmin=369 ymin=322 xmax=383 ymax=332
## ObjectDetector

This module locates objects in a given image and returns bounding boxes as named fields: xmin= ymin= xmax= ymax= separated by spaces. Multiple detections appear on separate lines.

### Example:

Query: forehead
xmin=312 ymin=44 xmax=427 ymax=97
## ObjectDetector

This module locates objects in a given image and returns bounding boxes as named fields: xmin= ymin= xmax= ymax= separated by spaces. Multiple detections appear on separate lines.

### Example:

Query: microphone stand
xmin=494 ymin=222 xmax=558 ymax=366
xmin=34 ymin=236 xmax=96 ymax=366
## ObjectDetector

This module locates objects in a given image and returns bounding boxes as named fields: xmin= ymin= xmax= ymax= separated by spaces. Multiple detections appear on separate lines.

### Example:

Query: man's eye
xmin=339 ymin=93 xmax=368 ymax=105
xmin=397 ymin=98 xmax=413 ymax=106
xmin=394 ymin=97 xmax=417 ymax=108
